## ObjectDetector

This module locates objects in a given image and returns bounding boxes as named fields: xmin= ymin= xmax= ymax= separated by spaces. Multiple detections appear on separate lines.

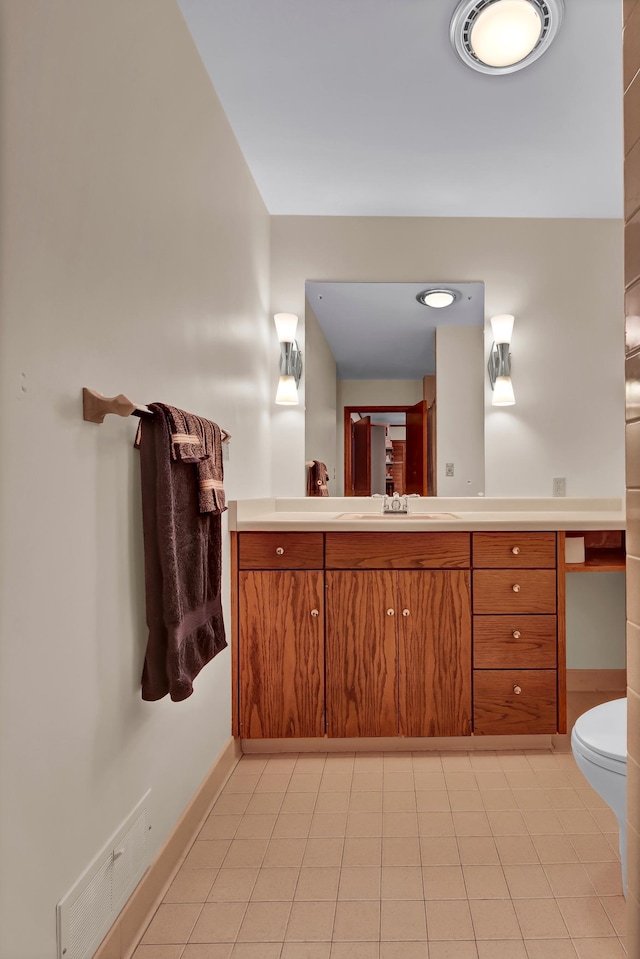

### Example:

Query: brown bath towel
xmin=148 ymin=403 xmax=227 ymax=514
xmin=135 ymin=404 xmax=227 ymax=702
xmin=307 ymin=460 xmax=329 ymax=496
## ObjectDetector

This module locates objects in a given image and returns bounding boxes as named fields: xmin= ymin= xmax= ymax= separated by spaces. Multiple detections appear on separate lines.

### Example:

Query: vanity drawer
xmin=239 ymin=532 xmax=324 ymax=569
xmin=474 ymin=669 xmax=557 ymax=735
xmin=473 ymin=570 xmax=557 ymax=614
xmin=474 ymin=615 xmax=557 ymax=669
xmin=472 ymin=532 xmax=556 ymax=568
xmin=325 ymin=532 xmax=470 ymax=569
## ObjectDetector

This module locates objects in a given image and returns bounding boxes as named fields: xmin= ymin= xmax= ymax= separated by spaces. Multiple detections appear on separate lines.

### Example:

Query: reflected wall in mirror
xmin=304 ymin=280 xmax=485 ymax=496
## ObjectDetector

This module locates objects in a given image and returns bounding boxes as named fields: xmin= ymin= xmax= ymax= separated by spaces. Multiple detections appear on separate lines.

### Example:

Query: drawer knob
xmin=387 ymin=608 xmax=395 ymax=617
xmin=513 ymin=684 xmax=522 ymax=695
xmin=511 ymin=546 xmax=521 ymax=555
xmin=512 ymin=584 xmax=521 ymax=593
xmin=276 ymin=547 xmax=285 ymax=555
xmin=402 ymin=609 xmax=410 ymax=617
xmin=512 ymin=630 xmax=522 ymax=639
xmin=311 ymin=609 xmax=319 ymax=618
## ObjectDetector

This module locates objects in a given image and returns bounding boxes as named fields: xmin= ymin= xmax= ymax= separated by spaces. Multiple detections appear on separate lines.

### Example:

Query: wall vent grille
xmin=57 ymin=791 xmax=151 ymax=959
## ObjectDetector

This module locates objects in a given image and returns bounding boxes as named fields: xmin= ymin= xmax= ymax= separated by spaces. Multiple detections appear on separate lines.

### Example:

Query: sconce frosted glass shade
xmin=492 ymin=375 xmax=516 ymax=406
xmin=274 ymin=312 xmax=298 ymax=343
xmin=275 ymin=375 xmax=299 ymax=405
xmin=490 ymin=314 xmax=515 ymax=344
xmin=471 ymin=0 xmax=542 ymax=68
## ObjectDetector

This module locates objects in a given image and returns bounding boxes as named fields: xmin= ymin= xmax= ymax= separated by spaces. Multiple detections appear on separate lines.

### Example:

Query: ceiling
xmin=307 ymin=281 xmax=484 ymax=378
xmin=178 ymin=0 xmax=623 ymax=218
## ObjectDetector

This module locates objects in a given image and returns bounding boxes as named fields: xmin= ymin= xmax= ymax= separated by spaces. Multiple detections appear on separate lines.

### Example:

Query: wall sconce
xmin=487 ymin=313 xmax=515 ymax=406
xmin=274 ymin=313 xmax=302 ymax=405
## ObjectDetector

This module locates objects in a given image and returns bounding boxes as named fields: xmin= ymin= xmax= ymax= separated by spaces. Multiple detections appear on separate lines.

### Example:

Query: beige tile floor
xmin=133 ymin=749 xmax=627 ymax=958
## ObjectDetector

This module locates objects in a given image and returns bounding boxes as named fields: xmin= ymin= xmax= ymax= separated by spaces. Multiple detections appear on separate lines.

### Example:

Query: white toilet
xmin=571 ymin=697 xmax=627 ymax=893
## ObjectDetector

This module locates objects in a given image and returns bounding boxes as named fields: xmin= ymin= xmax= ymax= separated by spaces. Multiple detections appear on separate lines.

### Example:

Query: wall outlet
xmin=552 ymin=477 xmax=566 ymax=497
xmin=445 ymin=463 xmax=454 ymax=477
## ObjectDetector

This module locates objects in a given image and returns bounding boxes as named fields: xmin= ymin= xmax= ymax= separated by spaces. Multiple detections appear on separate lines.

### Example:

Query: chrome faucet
xmin=375 ymin=492 xmax=420 ymax=513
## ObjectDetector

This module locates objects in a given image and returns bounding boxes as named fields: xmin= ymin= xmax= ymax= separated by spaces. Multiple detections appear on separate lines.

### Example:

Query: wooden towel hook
xmin=82 ymin=388 xmax=151 ymax=423
xmin=82 ymin=387 xmax=232 ymax=441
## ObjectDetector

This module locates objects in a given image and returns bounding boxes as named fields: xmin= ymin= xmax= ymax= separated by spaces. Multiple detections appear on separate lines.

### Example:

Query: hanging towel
xmin=135 ymin=404 xmax=227 ymax=702
xmin=136 ymin=403 xmax=227 ymax=515
xmin=307 ymin=460 xmax=330 ymax=496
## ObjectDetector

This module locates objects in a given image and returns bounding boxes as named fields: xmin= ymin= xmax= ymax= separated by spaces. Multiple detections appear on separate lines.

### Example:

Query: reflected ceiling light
xmin=487 ymin=314 xmax=516 ymax=406
xmin=274 ymin=312 xmax=302 ymax=405
xmin=417 ymin=289 xmax=459 ymax=309
xmin=450 ymin=0 xmax=564 ymax=75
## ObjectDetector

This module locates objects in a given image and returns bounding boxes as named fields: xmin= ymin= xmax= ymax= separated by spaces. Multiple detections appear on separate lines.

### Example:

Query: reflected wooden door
xmin=240 ymin=570 xmax=325 ymax=738
xmin=405 ymin=400 xmax=428 ymax=495
xmin=352 ymin=416 xmax=371 ymax=495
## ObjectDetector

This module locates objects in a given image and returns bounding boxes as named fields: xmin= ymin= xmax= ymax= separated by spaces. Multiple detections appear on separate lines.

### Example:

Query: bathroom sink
xmin=337 ymin=512 xmax=459 ymax=520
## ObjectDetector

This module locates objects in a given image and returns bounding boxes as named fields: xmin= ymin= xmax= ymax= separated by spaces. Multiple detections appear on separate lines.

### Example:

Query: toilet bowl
xmin=571 ymin=697 xmax=627 ymax=893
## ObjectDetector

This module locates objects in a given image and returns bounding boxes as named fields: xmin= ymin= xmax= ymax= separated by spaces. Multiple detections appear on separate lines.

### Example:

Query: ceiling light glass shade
xmin=490 ymin=313 xmax=515 ymax=344
xmin=471 ymin=0 xmax=541 ymax=67
xmin=416 ymin=288 xmax=458 ymax=308
xmin=275 ymin=374 xmax=299 ymax=405
xmin=274 ymin=312 xmax=298 ymax=343
xmin=423 ymin=290 xmax=455 ymax=308
xmin=450 ymin=0 xmax=564 ymax=76
xmin=492 ymin=375 xmax=516 ymax=406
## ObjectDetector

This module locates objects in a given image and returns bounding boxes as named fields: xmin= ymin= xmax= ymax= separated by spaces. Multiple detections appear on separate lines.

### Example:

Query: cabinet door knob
xmin=311 ymin=609 xmax=319 ymax=618
xmin=387 ymin=608 xmax=395 ymax=617
xmin=511 ymin=546 xmax=521 ymax=555
xmin=512 ymin=630 xmax=521 ymax=639
xmin=402 ymin=609 xmax=410 ymax=617
xmin=512 ymin=584 xmax=521 ymax=593
xmin=276 ymin=547 xmax=285 ymax=555
xmin=513 ymin=684 xmax=522 ymax=695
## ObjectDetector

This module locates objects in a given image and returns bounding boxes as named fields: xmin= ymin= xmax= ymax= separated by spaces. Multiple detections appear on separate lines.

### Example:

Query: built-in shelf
xmin=566 ymin=548 xmax=626 ymax=573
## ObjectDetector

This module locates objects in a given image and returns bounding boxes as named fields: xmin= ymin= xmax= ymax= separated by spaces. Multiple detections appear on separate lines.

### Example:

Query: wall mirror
xmin=304 ymin=280 xmax=486 ymax=496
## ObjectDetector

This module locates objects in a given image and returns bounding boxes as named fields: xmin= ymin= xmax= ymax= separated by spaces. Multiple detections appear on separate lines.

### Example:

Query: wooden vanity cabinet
xmin=472 ymin=531 xmax=560 ymax=735
xmin=234 ymin=528 xmax=566 ymax=740
xmin=325 ymin=533 xmax=472 ymax=738
xmin=238 ymin=534 xmax=324 ymax=739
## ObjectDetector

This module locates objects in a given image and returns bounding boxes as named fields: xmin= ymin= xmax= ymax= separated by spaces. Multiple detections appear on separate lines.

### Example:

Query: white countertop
xmin=228 ymin=497 xmax=626 ymax=533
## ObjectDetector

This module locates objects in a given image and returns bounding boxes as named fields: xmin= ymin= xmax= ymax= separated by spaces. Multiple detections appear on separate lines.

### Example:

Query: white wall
xmin=335 ymin=379 xmax=423 ymax=495
xmin=304 ymin=302 xmax=338 ymax=491
xmin=0 ymin=3 xmax=273 ymax=957
xmin=436 ymin=326 xmax=485 ymax=496
xmin=270 ymin=216 xmax=625 ymax=499
xmin=566 ymin=574 xmax=627 ymax=669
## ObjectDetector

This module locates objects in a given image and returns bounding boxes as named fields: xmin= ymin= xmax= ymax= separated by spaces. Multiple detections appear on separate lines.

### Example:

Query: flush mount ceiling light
xmin=450 ymin=0 xmax=564 ymax=75
xmin=416 ymin=289 xmax=459 ymax=309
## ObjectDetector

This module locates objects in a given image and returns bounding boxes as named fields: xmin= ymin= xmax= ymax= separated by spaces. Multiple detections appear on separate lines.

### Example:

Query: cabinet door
xmin=240 ymin=570 xmax=324 ymax=738
xmin=326 ymin=570 xmax=398 ymax=737
xmin=398 ymin=571 xmax=472 ymax=737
